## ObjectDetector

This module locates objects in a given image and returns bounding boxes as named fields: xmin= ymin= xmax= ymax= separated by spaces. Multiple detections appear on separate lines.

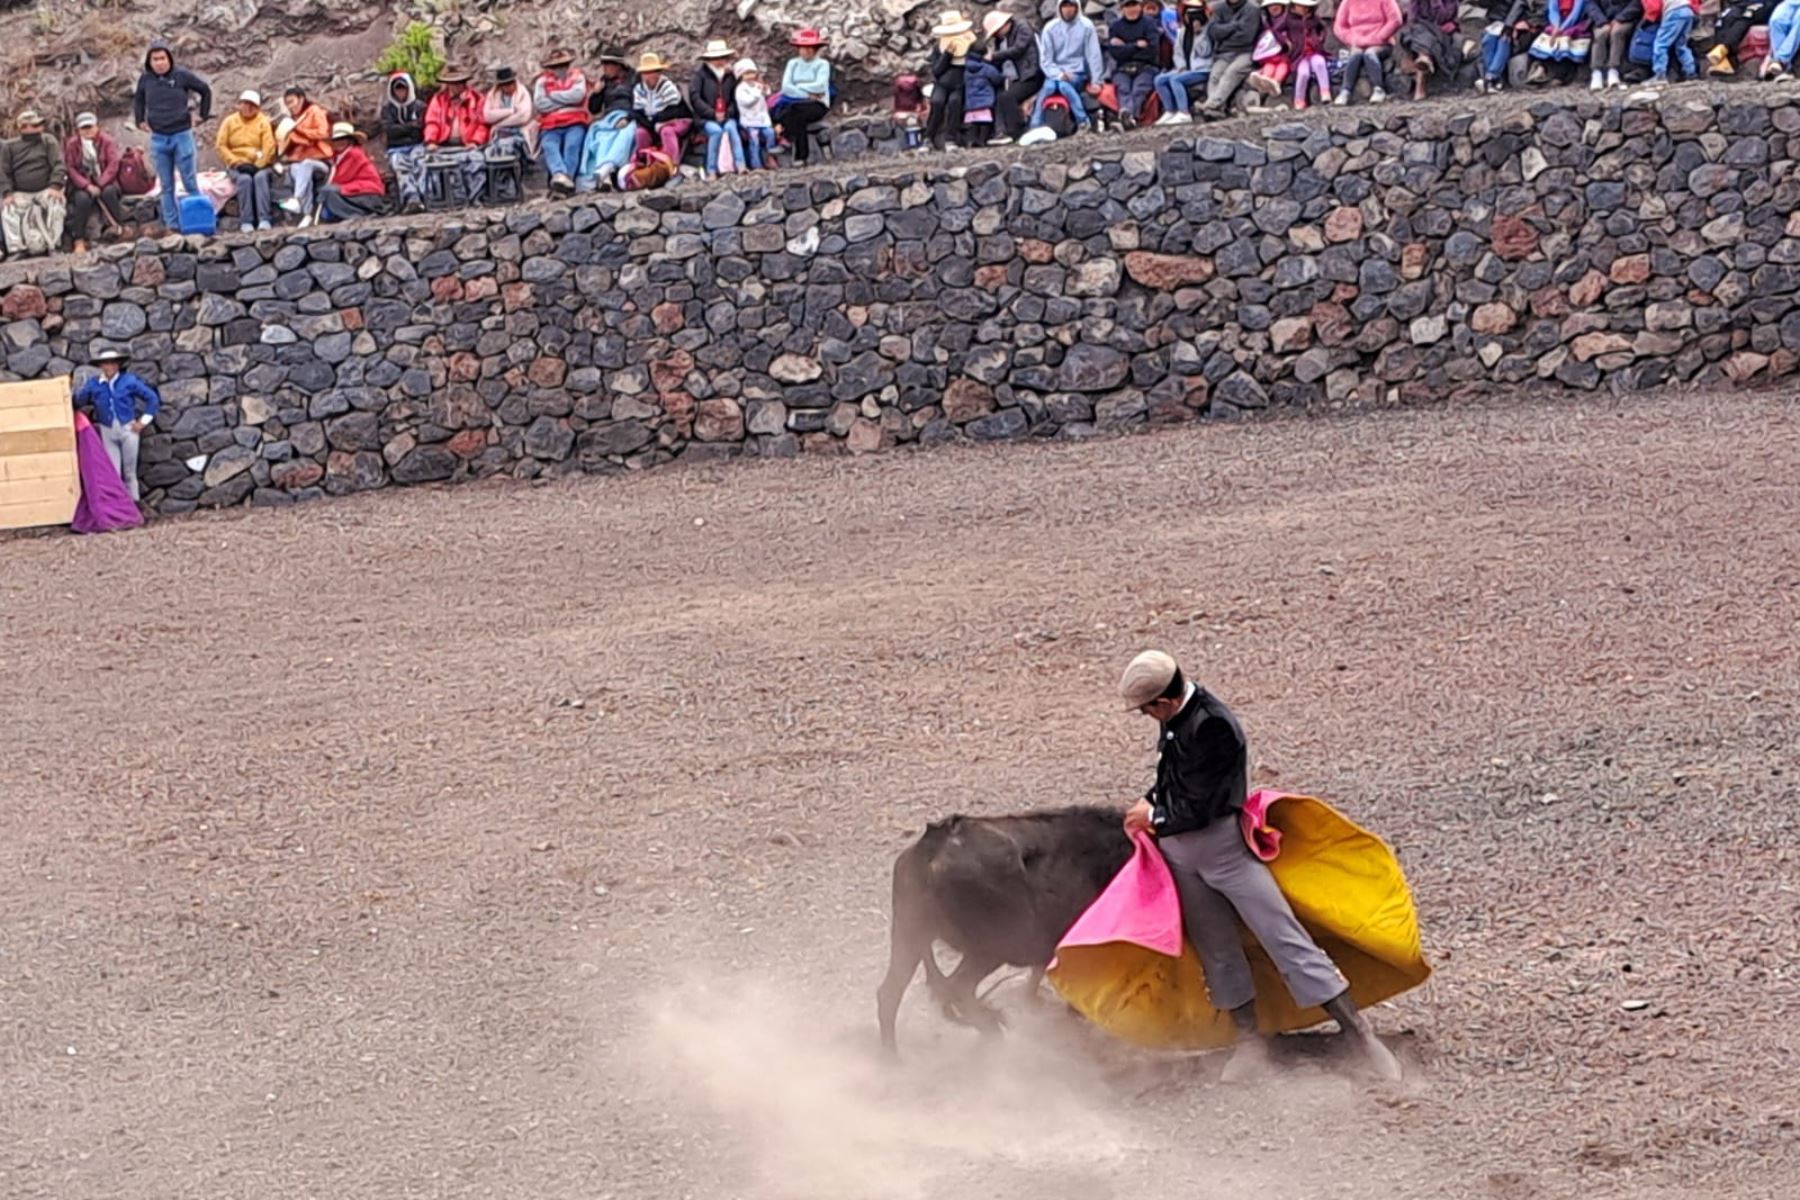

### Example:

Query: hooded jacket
xmin=989 ymin=16 xmax=1043 ymax=81
xmin=1333 ymin=0 xmax=1404 ymax=47
xmin=1172 ymin=14 xmax=1215 ymax=72
xmin=963 ymin=55 xmax=1004 ymax=110
xmin=133 ymin=39 xmax=213 ymax=135
xmin=0 ymin=133 xmax=65 ymax=194
xmin=1038 ymin=10 xmax=1105 ymax=81
xmin=63 ymin=129 xmax=123 ymax=191
xmin=381 ymin=73 xmax=425 ymax=148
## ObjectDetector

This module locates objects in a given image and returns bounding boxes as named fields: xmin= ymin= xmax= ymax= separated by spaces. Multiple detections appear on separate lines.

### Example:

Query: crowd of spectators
xmin=0 ymin=4 xmax=1789 ymax=260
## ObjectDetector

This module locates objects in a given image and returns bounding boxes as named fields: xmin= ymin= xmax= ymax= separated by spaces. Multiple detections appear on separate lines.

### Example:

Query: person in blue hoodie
xmin=1032 ymin=0 xmax=1105 ymax=130
xmin=131 ymin=38 xmax=212 ymax=233
xmin=962 ymin=39 xmax=1005 ymax=145
xmin=72 ymin=350 xmax=161 ymax=503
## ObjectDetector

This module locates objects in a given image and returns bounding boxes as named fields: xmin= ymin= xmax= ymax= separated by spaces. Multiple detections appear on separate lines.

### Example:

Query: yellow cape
xmin=1046 ymin=795 xmax=1430 ymax=1049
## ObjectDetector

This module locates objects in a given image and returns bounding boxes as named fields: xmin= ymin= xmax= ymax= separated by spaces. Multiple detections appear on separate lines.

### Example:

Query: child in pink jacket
xmin=1332 ymin=0 xmax=1404 ymax=103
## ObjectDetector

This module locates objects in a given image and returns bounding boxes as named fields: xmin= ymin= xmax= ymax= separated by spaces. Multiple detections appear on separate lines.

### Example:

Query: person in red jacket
xmin=318 ymin=122 xmax=387 ymax=222
xmin=62 ymin=112 xmax=124 ymax=251
xmin=422 ymin=63 xmax=490 ymax=202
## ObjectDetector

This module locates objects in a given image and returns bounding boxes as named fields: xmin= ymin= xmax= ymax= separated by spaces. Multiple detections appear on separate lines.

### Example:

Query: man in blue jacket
xmin=132 ymin=38 xmax=212 ymax=233
xmin=73 ymin=350 xmax=160 ymax=502
xmin=1031 ymin=0 xmax=1105 ymax=130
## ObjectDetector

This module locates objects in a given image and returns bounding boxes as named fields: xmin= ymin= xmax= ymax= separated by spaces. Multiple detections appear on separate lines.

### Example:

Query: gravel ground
xmin=2 ymin=389 xmax=1796 ymax=1200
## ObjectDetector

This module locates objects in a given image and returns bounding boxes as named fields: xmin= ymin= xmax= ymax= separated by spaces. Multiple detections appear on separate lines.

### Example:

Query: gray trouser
xmin=1159 ymin=814 xmax=1348 ymax=1013
xmin=100 ymin=422 xmax=141 ymax=500
xmin=231 ymin=166 xmax=273 ymax=227
xmin=289 ymin=159 xmax=330 ymax=215
xmin=1205 ymin=52 xmax=1256 ymax=110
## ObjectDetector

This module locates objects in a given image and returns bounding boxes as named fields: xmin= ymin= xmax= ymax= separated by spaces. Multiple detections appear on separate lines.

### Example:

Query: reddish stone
xmin=1491 ymin=213 xmax=1540 ymax=261
xmin=1310 ymin=301 xmax=1355 ymax=347
xmin=1324 ymin=207 xmax=1364 ymax=243
xmin=449 ymin=352 xmax=481 ymax=382
xmin=340 ymin=307 xmax=364 ymax=331
xmin=270 ymin=460 xmax=324 ymax=490
xmin=663 ymin=391 xmax=695 ymax=437
xmin=422 ymin=336 xmax=446 ymax=356
xmin=1471 ymin=302 xmax=1518 ymax=335
xmin=1122 ymin=251 xmax=1216 ymax=290
xmin=1400 ymin=243 xmax=1429 ymax=281
xmin=845 ymin=418 xmax=883 ymax=454
xmin=800 ymin=431 xmax=840 ymax=455
xmin=447 ymin=428 xmax=487 ymax=459
xmin=464 ymin=276 xmax=498 ymax=301
xmin=941 ymin=378 xmax=995 ymax=424
xmin=974 ymin=264 xmax=1008 ymax=290
xmin=652 ymin=301 xmax=685 ymax=333
xmin=1569 ymin=269 xmax=1607 ymax=308
xmin=1529 ymin=286 xmax=1570 ymax=318
xmin=1270 ymin=317 xmax=1312 ymax=353
xmin=130 ymin=257 xmax=166 ymax=288
xmin=1018 ymin=238 xmax=1055 ymax=264
xmin=430 ymin=276 xmax=464 ymax=302
xmin=0 ymin=285 xmax=46 ymax=320
xmin=650 ymin=350 xmax=694 ymax=396
xmin=527 ymin=357 xmax=567 ymax=388
xmin=1610 ymin=254 xmax=1651 ymax=285
xmin=693 ymin=398 xmax=744 ymax=443
xmin=1330 ymin=282 xmax=1359 ymax=304
xmin=502 ymin=282 xmax=535 ymax=311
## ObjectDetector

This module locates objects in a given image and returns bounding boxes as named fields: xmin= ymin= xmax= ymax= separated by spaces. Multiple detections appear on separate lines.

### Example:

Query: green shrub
xmin=375 ymin=22 xmax=445 ymax=91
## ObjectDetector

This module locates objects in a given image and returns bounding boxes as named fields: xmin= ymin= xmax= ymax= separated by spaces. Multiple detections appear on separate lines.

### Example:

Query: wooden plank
xmin=0 ymin=377 xmax=78 ymax=531
xmin=0 ymin=427 xmax=74 ymax=457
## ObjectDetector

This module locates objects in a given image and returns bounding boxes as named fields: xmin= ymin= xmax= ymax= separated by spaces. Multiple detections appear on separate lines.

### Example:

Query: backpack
xmin=118 ymin=148 xmax=154 ymax=196
xmin=618 ymin=148 xmax=675 ymax=192
xmin=1041 ymin=93 xmax=1077 ymax=139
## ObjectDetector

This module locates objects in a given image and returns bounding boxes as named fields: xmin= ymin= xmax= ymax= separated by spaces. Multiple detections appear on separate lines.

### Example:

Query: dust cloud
xmin=635 ymin=972 xmax=1148 ymax=1200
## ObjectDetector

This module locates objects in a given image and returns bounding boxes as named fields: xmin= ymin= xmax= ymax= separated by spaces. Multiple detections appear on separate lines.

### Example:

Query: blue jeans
xmin=703 ymin=118 xmax=746 ymax=174
xmin=540 ymin=124 xmax=587 ymax=179
xmin=1775 ymin=0 xmax=1800 ymax=65
xmin=1653 ymin=5 xmax=1697 ymax=76
xmin=742 ymin=124 xmax=778 ymax=168
xmin=1480 ymin=31 xmax=1513 ymax=80
xmin=1030 ymin=72 xmax=1090 ymax=127
xmin=149 ymin=129 xmax=198 ymax=231
xmin=1153 ymin=69 xmax=1209 ymax=114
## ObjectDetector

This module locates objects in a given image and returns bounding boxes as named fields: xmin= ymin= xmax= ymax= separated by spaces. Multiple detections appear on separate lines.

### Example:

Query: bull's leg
xmin=941 ymin=953 xmax=1005 ymax=1035
xmin=878 ymin=919 xmax=929 ymax=1057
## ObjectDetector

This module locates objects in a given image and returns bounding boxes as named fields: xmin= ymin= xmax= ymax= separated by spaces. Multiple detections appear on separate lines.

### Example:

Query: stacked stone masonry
xmin=0 ymin=93 xmax=1795 ymax=514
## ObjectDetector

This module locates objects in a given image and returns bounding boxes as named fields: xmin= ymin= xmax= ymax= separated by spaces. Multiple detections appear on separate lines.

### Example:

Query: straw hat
xmin=543 ymin=47 xmax=575 ymax=67
xmin=16 ymin=109 xmax=44 ymax=129
xmin=1119 ymin=650 xmax=1180 ymax=711
xmin=931 ymin=9 xmax=975 ymax=35
xmin=329 ymin=121 xmax=366 ymax=141
xmin=700 ymin=38 xmax=735 ymax=59
xmin=238 ymin=89 xmax=262 ymax=106
xmin=790 ymin=27 xmax=828 ymax=47
xmin=981 ymin=10 xmax=1013 ymax=37
xmin=637 ymin=50 xmax=671 ymax=72
xmin=437 ymin=64 xmax=471 ymax=83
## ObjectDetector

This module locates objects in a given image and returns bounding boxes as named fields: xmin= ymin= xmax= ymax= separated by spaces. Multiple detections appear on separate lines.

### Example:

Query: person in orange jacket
xmin=422 ymin=64 xmax=489 ymax=203
xmin=279 ymin=86 xmax=333 ymax=225
xmin=318 ymin=122 xmax=386 ymax=222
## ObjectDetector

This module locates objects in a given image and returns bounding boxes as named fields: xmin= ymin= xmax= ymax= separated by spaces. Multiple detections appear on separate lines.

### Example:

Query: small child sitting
xmin=734 ymin=59 xmax=779 ymax=168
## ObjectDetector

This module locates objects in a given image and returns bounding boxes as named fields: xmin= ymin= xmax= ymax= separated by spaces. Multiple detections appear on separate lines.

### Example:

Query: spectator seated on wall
xmin=279 ymin=86 xmax=334 ymax=227
xmin=422 ymin=64 xmax=492 ymax=203
xmin=62 ymin=112 xmax=126 ymax=253
xmin=534 ymin=48 xmax=590 ymax=194
xmin=318 ymin=122 xmax=387 ymax=222
xmin=577 ymin=49 xmax=639 ymax=192
xmin=483 ymin=66 xmax=537 ymax=167
xmin=1 ymin=109 xmax=67 ymax=258
xmin=215 ymin=90 xmax=277 ymax=233
xmin=381 ymin=73 xmax=428 ymax=215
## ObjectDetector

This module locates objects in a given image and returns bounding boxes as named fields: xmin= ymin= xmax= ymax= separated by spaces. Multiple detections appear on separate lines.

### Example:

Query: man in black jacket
xmin=1107 ymin=0 xmax=1163 ymax=127
xmin=132 ymin=37 xmax=211 ymax=232
xmin=1120 ymin=650 xmax=1403 ymax=1082
xmin=984 ymin=10 xmax=1044 ymax=144
xmin=1198 ymin=0 xmax=1260 ymax=116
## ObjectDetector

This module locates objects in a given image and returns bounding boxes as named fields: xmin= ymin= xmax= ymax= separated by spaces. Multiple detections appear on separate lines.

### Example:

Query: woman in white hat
xmin=922 ymin=10 xmax=977 ymax=150
xmin=691 ymin=38 xmax=747 ymax=176
xmin=214 ymin=90 xmax=277 ymax=232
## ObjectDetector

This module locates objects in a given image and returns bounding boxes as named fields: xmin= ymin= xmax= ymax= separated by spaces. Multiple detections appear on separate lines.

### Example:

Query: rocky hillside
xmin=0 ymin=0 xmax=1056 ymax=136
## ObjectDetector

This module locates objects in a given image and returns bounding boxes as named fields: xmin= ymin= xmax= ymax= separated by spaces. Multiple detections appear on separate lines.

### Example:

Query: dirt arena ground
xmin=3 ymin=389 xmax=1796 ymax=1200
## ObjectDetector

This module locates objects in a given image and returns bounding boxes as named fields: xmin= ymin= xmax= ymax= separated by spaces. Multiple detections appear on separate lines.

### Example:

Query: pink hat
xmin=790 ymin=27 xmax=828 ymax=47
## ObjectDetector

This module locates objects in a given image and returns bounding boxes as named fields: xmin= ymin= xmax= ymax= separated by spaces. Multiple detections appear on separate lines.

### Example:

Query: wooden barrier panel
xmin=0 ymin=377 xmax=77 ymax=531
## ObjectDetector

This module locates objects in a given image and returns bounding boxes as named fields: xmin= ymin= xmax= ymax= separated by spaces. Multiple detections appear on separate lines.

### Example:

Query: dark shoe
xmin=1323 ymin=993 xmax=1403 ymax=1082
xmin=1219 ymin=1003 xmax=1273 ymax=1083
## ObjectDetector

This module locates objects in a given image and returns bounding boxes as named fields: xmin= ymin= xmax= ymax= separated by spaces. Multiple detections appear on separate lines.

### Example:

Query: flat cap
xmin=1119 ymin=649 xmax=1179 ymax=711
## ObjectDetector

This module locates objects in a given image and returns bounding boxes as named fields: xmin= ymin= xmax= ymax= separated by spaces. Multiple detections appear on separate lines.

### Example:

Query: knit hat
xmin=734 ymin=57 xmax=759 ymax=75
xmin=1119 ymin=650 xmax=1180 ymax=711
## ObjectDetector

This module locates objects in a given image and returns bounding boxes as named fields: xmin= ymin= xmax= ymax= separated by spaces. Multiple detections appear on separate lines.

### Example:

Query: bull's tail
xmin=878 ymin=842 xmax=928 ymax=1055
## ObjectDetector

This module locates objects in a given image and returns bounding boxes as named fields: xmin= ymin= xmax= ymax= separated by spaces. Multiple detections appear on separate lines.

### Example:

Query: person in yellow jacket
xmin=215 ymin=89 xmax=276 ymax=232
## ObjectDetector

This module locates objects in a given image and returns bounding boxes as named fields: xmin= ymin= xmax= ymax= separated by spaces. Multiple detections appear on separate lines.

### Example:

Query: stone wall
xmin=1 ymin=91 xmax=1795 ymax=514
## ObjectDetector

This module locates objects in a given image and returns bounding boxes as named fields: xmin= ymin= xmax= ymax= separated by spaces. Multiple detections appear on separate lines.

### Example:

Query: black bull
xmin=877 ymin=806 xmax=1133 ymax=1052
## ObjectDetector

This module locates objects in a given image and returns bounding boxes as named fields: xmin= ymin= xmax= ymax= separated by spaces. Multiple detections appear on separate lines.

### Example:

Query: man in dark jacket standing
xmin=984 ymin=10 xmax=1043 ymax=144
xmin=1108 ymin=0 xmax=1164 ymax=126
xmin=132 ymin=37 xmax=212 ymax=232
xmin=1 ymin=109 xmax=67 ymax=256
xmin=1119 ymin=650 xmax=1404 ymax=1083
xmin=1198 ymin=0 xmax=1261 ymax=116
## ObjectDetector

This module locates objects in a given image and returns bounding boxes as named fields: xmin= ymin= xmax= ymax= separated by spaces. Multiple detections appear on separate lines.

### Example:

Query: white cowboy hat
xmin=982 ymin=10 xmax=1013 ymax=37
xmin=700 ymin=38 xmax=735 ymax=59
xmin=931 ymin=9 xmax=975 ymax=35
